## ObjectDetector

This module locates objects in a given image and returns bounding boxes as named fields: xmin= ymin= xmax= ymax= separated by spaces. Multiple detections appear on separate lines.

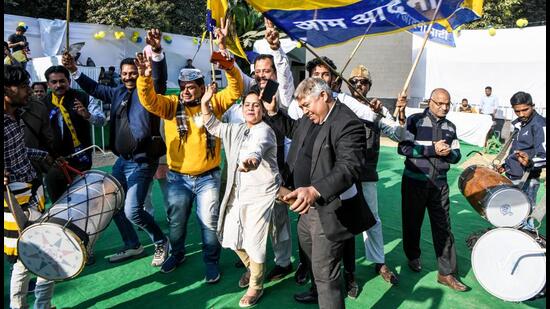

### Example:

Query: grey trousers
xmin=298 ymin=208 xmax=345 ymax=309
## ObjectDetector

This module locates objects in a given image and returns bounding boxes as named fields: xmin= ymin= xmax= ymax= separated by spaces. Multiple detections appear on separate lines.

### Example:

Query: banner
xmin=408 ymin=22 xmax=455 ymax=46
xmin=245 ymin=0 xmax=482 ymax=48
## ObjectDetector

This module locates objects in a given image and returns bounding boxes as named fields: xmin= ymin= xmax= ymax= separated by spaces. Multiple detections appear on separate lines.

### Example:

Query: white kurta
xmin=205 ymin=116 xmax=280 ymax=264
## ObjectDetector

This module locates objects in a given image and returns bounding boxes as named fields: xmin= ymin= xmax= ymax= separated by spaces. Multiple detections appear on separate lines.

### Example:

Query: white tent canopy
xmin=4 ymin=14 xmax=219 ymax=88
xmin=409 ymin=26 xmax=546 ymax=120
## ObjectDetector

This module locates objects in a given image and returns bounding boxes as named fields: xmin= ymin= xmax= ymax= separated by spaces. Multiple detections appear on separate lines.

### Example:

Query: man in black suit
xmin=267 ymin=77 xmax=375 ymax=308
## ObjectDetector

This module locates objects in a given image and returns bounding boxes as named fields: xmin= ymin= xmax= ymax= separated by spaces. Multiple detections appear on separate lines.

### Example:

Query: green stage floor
xmin=4 ymin=143 xmax=546 ymax=308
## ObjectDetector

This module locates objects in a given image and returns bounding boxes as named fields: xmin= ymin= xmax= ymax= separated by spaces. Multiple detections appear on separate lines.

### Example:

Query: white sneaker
xmin=108 ymin=245 xmax=144 ymax=263
xmin=151 ymin=241 xmax=169 ymax=267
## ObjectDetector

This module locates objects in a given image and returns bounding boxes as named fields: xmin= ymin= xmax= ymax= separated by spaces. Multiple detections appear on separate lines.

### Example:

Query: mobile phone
xmin=261 ymin=79 xmax=279 ymax=103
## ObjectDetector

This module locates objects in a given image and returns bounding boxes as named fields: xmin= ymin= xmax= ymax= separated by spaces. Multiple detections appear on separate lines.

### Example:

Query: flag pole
xmin=301 ymin=41 xmax=385 ymax=118
xmin=394 ymin=0 xmax=443 ymax=118
xmin=66 ymin=0 xmax=70 ymax=51
xmin=335 ymin=21 xmax=375 ymax=83
xmin=209 ymin=32 xmax=217 ymax=85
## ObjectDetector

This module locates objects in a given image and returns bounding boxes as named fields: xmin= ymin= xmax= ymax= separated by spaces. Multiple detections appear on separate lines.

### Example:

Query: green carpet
xmin=4 ymin=143 xmax=546 ymax=308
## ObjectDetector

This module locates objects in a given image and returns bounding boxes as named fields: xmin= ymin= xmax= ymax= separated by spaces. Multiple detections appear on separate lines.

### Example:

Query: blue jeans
xmin=112 ymin=157 xmax=165 ymax=249
xmin=513 ymin=178 xmax=541 ymax=230
xmin=165 ymin=168 xmax=221 ymax=266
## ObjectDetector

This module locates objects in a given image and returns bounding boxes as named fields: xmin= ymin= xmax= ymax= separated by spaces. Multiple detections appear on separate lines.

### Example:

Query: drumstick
xmin=393 ymin=0 xmax=444 ymax=119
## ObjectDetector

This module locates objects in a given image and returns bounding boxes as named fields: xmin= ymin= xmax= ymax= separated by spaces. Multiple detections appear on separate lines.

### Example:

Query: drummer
xmin=4 ymin=64 xmax=58 ymax=309
xmin=497 ymin=91 xmax=546 ymax=230
xmin=397 ymin=88 xmax=469 ymax=292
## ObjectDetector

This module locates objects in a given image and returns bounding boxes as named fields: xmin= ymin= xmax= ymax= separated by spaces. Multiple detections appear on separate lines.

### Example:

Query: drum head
xmin=18 ymin=223 xmax=86 ymax=281
xmin=472 ymin=228 xmax=546 ymax=302
xmin=485 ymin=187 xmax=531 ymax=227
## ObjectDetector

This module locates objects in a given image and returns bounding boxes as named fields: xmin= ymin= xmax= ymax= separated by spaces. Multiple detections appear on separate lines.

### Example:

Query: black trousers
xmin=298 ymin=208 xmax=346 ymax=309
xmin=45 ymin=162 xmax=91 ymax=203
xmin=401 ymin=176 xmax=457 ymax=275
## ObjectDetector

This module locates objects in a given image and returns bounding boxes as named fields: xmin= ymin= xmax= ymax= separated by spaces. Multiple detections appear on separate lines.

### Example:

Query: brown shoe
xmin=239 ymin=270 xmax=251 ymax=288
xmin=437 ymin=274 xmax=468 ymax=292
xmin=378 ymin=264 xmax=399 ymax=285
xmin=239 ymin=289 xmax=264 ymax=307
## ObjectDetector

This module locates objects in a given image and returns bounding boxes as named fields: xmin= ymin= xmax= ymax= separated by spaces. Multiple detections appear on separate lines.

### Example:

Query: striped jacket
xmin=504 ymin=111 xmax=546 ymax=180
xmin=4 ymin=182 xmax=45 ymax=259
xmin=398 ymin=108 xmax=461 ymax=186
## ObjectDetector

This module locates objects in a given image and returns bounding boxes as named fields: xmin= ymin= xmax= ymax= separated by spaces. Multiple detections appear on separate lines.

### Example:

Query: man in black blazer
xmin=267 ymin=77 xmax=375 ymax=308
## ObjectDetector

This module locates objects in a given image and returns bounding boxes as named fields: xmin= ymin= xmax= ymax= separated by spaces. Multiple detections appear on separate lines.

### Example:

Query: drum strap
xmin=46 ymin=217 xmax=90 ymax=247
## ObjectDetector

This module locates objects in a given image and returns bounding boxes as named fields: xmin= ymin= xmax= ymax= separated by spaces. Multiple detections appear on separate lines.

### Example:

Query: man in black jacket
xmin=269 ymin=77 xmax=375 ymax=308
xmin=61 ymin=29 xmax=169 ymax=268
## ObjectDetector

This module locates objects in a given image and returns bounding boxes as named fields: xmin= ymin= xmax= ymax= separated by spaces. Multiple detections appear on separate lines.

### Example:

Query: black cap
xmin=16 ymin=26 xmax=26 ymax=32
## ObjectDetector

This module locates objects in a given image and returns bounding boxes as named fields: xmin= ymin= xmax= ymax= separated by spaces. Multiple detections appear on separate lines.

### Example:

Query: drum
xmin=472 ymin=228 xmax=546 ymax=302
xmin=17 ymin=170 xmax=124 ymax=280
xmin=458 ymin=165 xmax=531 ymax=227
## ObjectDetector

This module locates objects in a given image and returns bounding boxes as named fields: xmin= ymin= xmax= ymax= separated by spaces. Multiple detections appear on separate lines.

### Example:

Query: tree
xmin=4 ymin=0 xmax=88 ymax=23
xmin=85 ymin=0 xmax=206 ymax=36
xmin=464 ymin=0 xmax=546 ymax=29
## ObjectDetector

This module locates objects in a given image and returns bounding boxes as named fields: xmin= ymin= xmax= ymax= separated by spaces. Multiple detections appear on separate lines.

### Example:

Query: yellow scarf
xmin=51 ymin=94 xmax=81 ymax=148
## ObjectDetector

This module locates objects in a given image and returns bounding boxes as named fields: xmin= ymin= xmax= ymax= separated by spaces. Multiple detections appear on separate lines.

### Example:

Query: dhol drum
xmin=472 ymin=228 xmax=546 ymax=302
xmin=458 ymin=165 xmax=531 ymax=227
xmin=17 ymin=170 xmax=124 ymax=281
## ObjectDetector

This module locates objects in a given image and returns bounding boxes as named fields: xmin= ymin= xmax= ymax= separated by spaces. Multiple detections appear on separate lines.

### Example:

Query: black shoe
xmin=294 ymin=290 xmax=318 ymax=304
xmin=27 ymin=278 xmax=36 ymax=294
xmin=294 ymin=262 xmax=309 ymax=285
xmin=344 ymin=272 xmax=359 ymax=299
xmin=408 ymin=258 xmax=422 ymax=272
xmin=235 ymin=259 xmax=245 ymax=268
xmin=267 ymin=264 xmax=293 ymax=281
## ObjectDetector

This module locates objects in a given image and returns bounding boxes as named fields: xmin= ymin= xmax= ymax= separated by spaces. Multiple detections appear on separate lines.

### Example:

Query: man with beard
xmin=221 ymin=18 xmax=297 ymax=285
xmin=497 ymin=91 xmax=546 ymax=230
xmin=4 ymin=64 xmax=57 ymax=309
xmin=61 ymin=29 xmax=169 ymax=267
xmin=134 ymin=23 xmax=243 ymax=282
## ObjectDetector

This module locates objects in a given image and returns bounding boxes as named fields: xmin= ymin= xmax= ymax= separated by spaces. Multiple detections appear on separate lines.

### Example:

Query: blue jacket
xmin=398 ymin=108 xmax=461 ymax=186
xmin=504 ymin=111 xmax=546 ymax=180
xmin=74 ymin=57 xmax=167 ymax=159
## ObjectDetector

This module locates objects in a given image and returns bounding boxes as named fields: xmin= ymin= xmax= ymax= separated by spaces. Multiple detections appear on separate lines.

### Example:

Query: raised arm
xmin=62 ymin=52 xmax=117 ymax=103
xmin=265 ymin=17 xmax=294 ymax=109
xmin=135 ymin=52 xmax=178 ymax=119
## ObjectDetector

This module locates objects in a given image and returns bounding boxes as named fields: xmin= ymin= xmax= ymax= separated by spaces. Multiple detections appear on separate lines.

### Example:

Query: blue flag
xmin=245 ymin=0 xmax=482 ymax=48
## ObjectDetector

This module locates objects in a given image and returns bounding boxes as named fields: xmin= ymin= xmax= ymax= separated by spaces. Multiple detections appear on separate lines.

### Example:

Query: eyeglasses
xmin=430 ymin=99 xmax=451 ymax=109
xmin=349 ymin=78 xmax=370 ymax=86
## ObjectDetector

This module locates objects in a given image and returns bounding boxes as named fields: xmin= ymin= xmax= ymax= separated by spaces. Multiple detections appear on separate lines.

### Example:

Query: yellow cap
xmin=349 ymin=65 xmax=371 ymax=81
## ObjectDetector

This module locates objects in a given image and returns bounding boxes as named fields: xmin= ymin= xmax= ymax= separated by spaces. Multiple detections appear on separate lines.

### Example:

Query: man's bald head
xmin=430 ymin=88 xmax=451 ymax=102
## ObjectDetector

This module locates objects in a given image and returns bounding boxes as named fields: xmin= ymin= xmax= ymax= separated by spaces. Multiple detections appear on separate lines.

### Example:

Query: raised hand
xmin=62 ymin=52 xmax=78 ymax=73
xmin=264 ymin=17 xmax=280 ymax=50
xmin=134 ymin=52 xmax=152 ymax=77
xmin=214 ymin=17 xmax=230 ymax=53
xmin=368 ymin=98 xmax=383 ymax=113
xmin=396 ymin=91 xmax=408 ymax=124
xmin=201 ymin=82 xmax=216 ymax=106
xmin=146 ymin=28 xmax=163 ymax=53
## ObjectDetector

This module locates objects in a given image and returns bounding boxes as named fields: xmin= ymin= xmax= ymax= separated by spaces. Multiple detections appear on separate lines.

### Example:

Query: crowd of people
xmin=4 ymin=18 xmax=546 ymax=309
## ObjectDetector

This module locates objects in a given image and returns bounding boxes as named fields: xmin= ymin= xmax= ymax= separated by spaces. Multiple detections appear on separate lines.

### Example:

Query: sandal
xmin=239 ymin=289 xmax=264 ymax=308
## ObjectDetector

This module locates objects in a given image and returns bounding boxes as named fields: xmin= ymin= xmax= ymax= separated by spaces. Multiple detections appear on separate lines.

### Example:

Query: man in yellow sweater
xmin=136 ymin=43 xmax=243 ymax=281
